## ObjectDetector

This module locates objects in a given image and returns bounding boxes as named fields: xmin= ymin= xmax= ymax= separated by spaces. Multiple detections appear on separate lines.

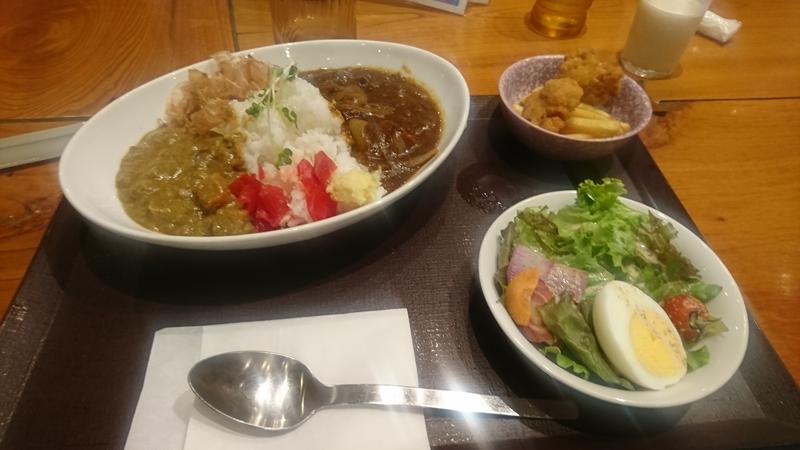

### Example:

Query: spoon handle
xmin=328 ymin=385 xmax=577 ymax=420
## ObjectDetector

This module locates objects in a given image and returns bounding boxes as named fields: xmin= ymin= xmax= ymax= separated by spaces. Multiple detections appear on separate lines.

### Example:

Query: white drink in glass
xmin=620 ymin=0 xmax=711 ymax=79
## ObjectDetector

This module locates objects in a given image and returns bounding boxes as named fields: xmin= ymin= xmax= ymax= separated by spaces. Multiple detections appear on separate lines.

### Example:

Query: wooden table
xmin=0 ymin=0 xmax=798 ymax=390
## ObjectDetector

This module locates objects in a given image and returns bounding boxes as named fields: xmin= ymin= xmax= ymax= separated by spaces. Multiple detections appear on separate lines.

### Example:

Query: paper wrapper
xmin=697 ymin=10 xmax=742 ymax=44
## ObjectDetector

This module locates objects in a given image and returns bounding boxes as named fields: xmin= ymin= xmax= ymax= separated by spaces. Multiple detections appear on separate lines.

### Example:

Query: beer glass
xmin=526 ymin=0 xmax=595 ymax=39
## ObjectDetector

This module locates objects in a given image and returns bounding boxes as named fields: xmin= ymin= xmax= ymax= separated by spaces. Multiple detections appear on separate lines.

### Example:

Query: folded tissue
xmin=697 ymin=10 xmax=742 ymax=44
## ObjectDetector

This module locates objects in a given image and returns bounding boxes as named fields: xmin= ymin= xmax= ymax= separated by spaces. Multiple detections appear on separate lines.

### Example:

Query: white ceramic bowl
xmin=59 ymin=40 xmax=470 ymax=250
xmin=478 ymin=191 xmax=749 ymax=408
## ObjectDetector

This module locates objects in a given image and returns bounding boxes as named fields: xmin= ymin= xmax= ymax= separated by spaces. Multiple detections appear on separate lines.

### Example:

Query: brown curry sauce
xmin=303 ymin=67 xmax=442 ymax=192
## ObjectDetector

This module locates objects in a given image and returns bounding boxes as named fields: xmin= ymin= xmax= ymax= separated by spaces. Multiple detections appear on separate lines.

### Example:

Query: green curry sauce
xmin=116 ymin=126 xmax=254 ymax=236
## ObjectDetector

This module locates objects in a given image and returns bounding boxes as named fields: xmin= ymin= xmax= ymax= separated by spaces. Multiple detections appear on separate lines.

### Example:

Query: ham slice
xmin=519 ymin=281 xmax=556 ymax=344
xmin=543 ymin=261 xmax=588 ymax=303
xmin=507 ymin=245 xmax=552 ymax=283
xmin=507 ymin=245 xmax=587 ymax=302
xmin=505 ymin=245 xmax=588 ymax=345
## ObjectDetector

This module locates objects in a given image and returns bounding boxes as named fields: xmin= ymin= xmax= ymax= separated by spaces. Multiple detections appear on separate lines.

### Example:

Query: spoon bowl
xmin=189 ymin=351 xmax=330 ymax=430
xmin=188 ymin=351 xmax=578 ymax=432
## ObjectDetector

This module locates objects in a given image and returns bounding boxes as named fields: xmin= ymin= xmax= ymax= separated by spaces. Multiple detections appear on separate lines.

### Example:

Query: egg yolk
xmin=629 ymin=309 xmax=685 ymax=376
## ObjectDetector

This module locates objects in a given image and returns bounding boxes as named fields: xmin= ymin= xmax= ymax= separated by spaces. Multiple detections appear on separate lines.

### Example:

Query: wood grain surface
xmin=0 ymin=0 xmax=235 ymax=119
xmin=0 ymin=0 xmax=235 ymax=317
xmin=641 ymin=99 xmax=800 ymax=380
xmin=0 ymin=0 xmax=798 ymax=385
xmin=234 ymin=0 xmax=800 ymax=101
xmin=0 ymin=123 xmax=67 ymax=310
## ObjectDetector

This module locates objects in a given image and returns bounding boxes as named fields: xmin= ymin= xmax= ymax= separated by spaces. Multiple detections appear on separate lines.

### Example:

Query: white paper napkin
xmin=697 ymin=10 xmax=742 ymax=44
xmin=125 ymin=309 xmax=429 ymax=450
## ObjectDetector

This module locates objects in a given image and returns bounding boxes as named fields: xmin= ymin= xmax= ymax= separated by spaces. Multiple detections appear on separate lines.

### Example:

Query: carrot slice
xmin=505 ymin=268 xmax=540 ymax=326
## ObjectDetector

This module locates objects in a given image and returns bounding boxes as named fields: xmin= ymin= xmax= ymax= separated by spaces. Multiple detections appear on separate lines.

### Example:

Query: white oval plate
xmin=478 ymin=191 xmax=749 ymax=408
xmin=59 ymin=40 xmax=470 ymax=250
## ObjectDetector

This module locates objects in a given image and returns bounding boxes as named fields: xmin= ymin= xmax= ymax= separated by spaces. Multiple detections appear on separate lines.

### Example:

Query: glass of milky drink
xmin=619 ymin=0 xmax=711 ymax=79
xmin=271 ymin=0 xmax=356 ymax=43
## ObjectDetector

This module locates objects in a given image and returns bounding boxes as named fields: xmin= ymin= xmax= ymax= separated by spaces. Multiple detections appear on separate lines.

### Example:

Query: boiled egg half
xmin=593 ymin=281 xmax=687 ymax=390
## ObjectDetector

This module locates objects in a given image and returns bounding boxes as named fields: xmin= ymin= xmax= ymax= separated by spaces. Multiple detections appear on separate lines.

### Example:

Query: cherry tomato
xmin=663 ymin=294 xmax=709 ymax=342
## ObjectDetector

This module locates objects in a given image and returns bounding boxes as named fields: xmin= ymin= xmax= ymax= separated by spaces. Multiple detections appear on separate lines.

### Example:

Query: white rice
xmin=231 ymin=74 xmax=385 ymax=226
xmin=233 ymin=77 xmax=343 ymax=170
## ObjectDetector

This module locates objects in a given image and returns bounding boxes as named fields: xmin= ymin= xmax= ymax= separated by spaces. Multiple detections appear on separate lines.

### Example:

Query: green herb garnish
xmin=277 ymin=148 xmax=293 ymax=166
xmin=245 ymin=102 xmax=264 ymax=118
xmin=281 ymin=106 xmax=298 ymax=127
xmin=245 ymin=63 xmax=299 ymax=121
xmin=286 ymin=64 xmax=298 ymax=81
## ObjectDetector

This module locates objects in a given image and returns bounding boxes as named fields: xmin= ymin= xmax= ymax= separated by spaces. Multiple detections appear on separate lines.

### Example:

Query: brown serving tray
xmin=1 ymin=97 xmax=798 ymax=449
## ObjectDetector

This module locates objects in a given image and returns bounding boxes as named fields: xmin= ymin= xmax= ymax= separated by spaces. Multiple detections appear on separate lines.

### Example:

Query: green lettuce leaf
xmin=575 ymin=178 xmax=627 ymax=212
xmin=697 ymin=315 xmax=729 ymax=341
xmin=687 ymin=346 xmax=710 ymax=371
xmin=539 ymin=300 xmax=634 ymax=390
xmin=552 ymin=181 xmax=646 ymax=285
xmin=541 ymin=346 xmax=591 ymax=380
xmin=506 ymin=179 xmax=721 ymax=304
xmin=635 ymin=213 xmax=702 ymax=295
xmin=654 ymin=281 xmax=723 ymax=304
xmin=690 ymin=282 xmax=723 ymax=303
xmin=513 ymin=206 xmax=565 ymax=256
xmin=495 ymin=222 xmax=516 ymax=293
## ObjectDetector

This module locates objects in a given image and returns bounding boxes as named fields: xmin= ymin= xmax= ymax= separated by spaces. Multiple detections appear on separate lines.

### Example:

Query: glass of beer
xmin=526 ymin=0 xmax=595 ymax=39
xmin=619 ymin=0 xmax=711 ymax=79
xmin=271 ymin=0 xmax=356 ymax=43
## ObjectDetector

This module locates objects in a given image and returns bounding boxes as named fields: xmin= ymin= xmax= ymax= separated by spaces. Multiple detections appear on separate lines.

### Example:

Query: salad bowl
xmin=477 ymin=190 xmax=749 ymax=408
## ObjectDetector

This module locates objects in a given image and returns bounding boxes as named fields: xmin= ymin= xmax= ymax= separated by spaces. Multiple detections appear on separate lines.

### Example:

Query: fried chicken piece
xmin=520 ymin=78 xmax=583 ymax=132
xmin=539 ymin=78 xmax=583 ymax=114
xmin=538 ymin=116 xmax=566 ymax=133
xmin=556 ymin=50 xmax=623 ymax=106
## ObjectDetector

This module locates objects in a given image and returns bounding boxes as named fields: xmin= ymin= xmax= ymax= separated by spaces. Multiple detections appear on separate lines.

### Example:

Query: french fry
xmin=514 ymin=85 xmax=630 ymax=138
xmin=570 ymin=108 xmax=607 ymax=120
xmin=563 ymin=116 xmax=629 ymax=138
xmin=563 ymin=133 xmax=594 ymax=139
xmin=572 ymin=103 xmax=612 ymax=120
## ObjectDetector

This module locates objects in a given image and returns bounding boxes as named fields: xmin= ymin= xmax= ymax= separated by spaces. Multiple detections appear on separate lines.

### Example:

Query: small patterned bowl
xmin=499 ymin=55 xmax=652 ymax=161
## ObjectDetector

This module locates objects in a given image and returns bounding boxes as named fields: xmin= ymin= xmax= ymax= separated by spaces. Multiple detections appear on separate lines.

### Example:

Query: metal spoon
xmin=187 ymin=351 xmax=578 ymax=431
